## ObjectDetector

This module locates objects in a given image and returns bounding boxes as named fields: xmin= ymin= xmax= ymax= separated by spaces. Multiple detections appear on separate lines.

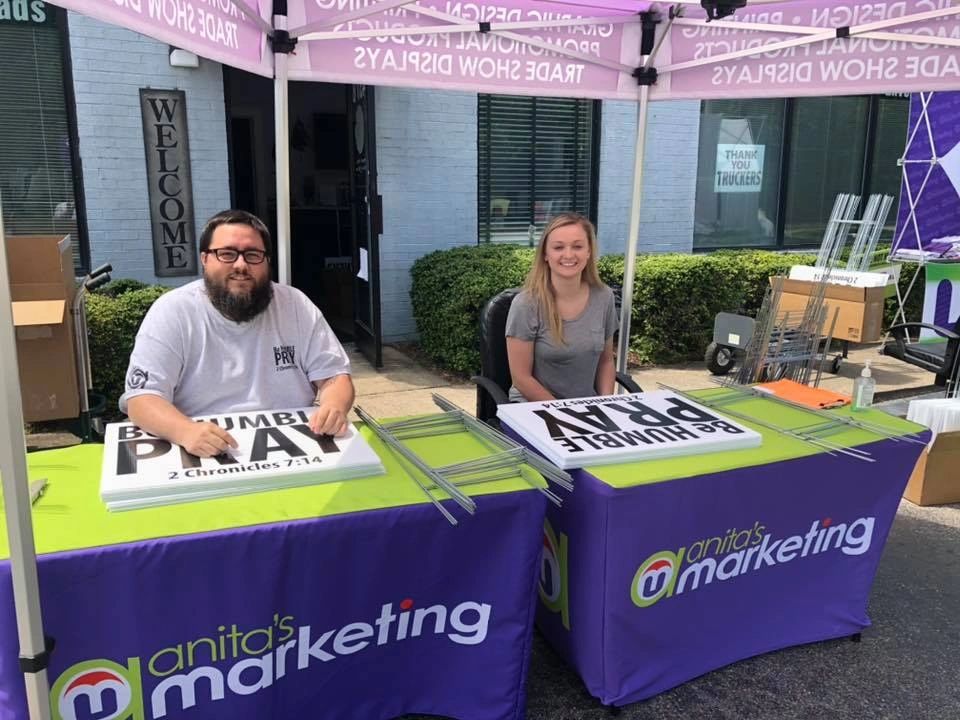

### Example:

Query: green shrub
xmin=884 ymin=263 xmax=924 ymax=329
xmin=87 ymin=285 xmax=169 ymax=420
xmin=406 ymin=244 xmax=936 ymax=375
xmin=411 ymin=245 xmax=534 ymax=373
xmin=95 ymin=278 xmax=151 ymax=298
xmin=598 ymin=253 xmax=742 ymax=363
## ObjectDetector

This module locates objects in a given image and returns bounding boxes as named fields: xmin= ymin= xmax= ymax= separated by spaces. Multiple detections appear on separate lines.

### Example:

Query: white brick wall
xmin=67 ymin=13 xmax=230 ymax=285
xmin=375 ymin=86 xmax=478 ymax=342
xmin=597 ymin=99 xmax=700 ymax=256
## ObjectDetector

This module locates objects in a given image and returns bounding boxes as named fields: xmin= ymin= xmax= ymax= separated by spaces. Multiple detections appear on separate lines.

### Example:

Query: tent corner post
xmin=616 ymin=83 xmax=652 ymax=377
xmin=272 ymin=11 xmax=294 ymax=286
xmin=0 ymin=205 xmax=53 ymax=719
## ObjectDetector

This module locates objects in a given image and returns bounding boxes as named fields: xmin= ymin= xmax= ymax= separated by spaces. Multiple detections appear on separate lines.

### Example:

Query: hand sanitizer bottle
xmin=852 ymin=361 xmax=876 ymax=411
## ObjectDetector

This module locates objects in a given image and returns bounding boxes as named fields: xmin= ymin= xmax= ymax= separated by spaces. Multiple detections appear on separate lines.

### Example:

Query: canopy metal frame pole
xmin=616 ymin=82 xmax=650 ymax=376
xmin=273 ymin=6 xmax=293 ymax=286
xmin=616 ymin=9 xmax=668 ymax=376
xmin=0 ymin=204 xmax=52 ymax=719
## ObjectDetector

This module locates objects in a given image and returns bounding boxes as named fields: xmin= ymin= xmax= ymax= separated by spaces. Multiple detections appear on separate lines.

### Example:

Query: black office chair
xmin=471 ymin=288 xmax=642 ymax=424
xmin=882 ymin=317 xmax=960 ymax=392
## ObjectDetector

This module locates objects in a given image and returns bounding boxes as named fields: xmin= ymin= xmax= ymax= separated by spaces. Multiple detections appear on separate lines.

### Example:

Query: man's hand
xmin=309 ymin=374 xmax=355 ymax=437
xmin=178 ymin=421 xmax=239 ymax=458
xmin=309 ymin=402 xmax=350 ymax=437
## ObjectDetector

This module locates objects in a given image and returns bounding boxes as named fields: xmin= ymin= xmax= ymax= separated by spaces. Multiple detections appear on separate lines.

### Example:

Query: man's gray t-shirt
xmin=505 ymin=285 xmax=618 ymax=401
xmin=119 ymin=280 xmax=351 ymax=417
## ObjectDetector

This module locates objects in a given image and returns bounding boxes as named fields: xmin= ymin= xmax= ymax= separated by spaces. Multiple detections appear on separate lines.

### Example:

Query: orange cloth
xmin=755 ymin=379 xmax=851 ymax=409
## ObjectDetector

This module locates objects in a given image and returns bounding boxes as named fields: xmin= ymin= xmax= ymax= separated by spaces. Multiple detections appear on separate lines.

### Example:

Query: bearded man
xmin=120 ymin=209 xmax=354 ymax=457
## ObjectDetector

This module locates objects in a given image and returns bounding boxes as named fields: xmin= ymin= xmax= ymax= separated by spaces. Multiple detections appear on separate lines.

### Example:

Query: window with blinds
xmin=0 ymin=7 xmax=85 ymax=272
xmin=478 ymin=94 xmax=597 ymax=244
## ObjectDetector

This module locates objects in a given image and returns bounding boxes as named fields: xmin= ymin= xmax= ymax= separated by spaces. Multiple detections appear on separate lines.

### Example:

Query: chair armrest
xmin=470 ymin=375 xmax=510 ymax=406
xmin=888 ymin=322 xmax=960 ymax=342
xmin=616 ymin=372 xmax=642 ymax=394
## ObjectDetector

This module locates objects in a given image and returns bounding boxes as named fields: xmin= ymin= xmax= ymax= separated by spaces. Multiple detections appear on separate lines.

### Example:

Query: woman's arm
xmin=595 ymin=338 xmax=616 ymax=396
xmin=506 ymin=337 xmax=556 ymax=402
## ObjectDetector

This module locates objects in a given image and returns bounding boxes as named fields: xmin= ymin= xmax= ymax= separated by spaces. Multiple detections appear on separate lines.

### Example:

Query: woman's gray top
xmin=505 ymin=284 xmax=618 ymax=402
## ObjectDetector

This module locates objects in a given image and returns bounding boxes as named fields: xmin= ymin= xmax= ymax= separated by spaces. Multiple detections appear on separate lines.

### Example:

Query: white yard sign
xmin=101 ymin=407 xmax=384 ymax=510
xmin=714 ymin=144 xmax=765 ymax=194
xmin=497 ymin=391 xmax=762 ymax=469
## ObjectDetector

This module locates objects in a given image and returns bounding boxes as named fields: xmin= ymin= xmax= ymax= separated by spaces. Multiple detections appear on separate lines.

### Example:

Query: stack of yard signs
xmin=497 ymin=390 xmax=762 ymax=469
xmin=100 ymin=407 xmax=384 ymax=510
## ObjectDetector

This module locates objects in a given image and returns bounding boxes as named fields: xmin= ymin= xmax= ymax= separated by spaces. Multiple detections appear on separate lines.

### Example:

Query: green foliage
xmin=600 ymin=252 xmax=803 ymax=364
xmin=410 ymin=244 xmax=533 ymax=373
xmin=410 ymin=245 xmax=825 ymax=372
xmin=407 ymin=245 xmax=935 ymax=374
xmin=884 ymin=263 xmax=924 ymax=329
xmin=94 ymin=278 xmax=151 ymax=298
xmin=86 ymin=285 xmax=169 ymax=420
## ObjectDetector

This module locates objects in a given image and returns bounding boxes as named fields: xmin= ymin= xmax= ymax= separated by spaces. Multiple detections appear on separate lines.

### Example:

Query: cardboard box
xmin=770 ymin=277 xmax=886 ymax=343
xmin=903 ymin=431 xmax=960 ymax=506
xmin=7 ymin=235 xmax=80 ymax=422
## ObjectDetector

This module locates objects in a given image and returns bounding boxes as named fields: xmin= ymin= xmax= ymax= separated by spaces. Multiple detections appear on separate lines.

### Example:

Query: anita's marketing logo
xmin=52 ymin=659 xmax=144 ymax=720
xmin=538 ymin=519 xmax=570 ymax=629
xmin=631 ymin=516 xmax=875 ymax=608
xmin=51 ymin=600 xmax=490 ymax=720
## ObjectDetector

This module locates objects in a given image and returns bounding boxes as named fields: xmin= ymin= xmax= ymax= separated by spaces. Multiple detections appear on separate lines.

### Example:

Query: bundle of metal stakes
xmin=661 ymin=382 xmax=926 ymax=463
xmin=354 ymin=394 xmax=573 ymax=526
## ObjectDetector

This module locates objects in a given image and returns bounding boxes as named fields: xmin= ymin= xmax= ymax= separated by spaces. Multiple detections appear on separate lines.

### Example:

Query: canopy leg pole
xmin=616 ymin=83 xmax=651 ymax=376
xmin=273 ymin=11 xmax=292 ymax=286
xmin=0 ymin=205 xmax=52 ymax=719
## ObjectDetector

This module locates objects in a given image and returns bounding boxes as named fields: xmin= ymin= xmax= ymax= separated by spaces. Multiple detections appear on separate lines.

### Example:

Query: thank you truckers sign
xmin=497 ymin=390 xmax=762 ymax=469
xmin=140 ymin=88 xmax=197 ymax=277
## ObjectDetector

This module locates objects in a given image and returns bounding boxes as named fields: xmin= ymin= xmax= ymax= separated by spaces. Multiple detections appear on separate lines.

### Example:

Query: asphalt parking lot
xmin=521 ymin=500 xmax=960 ymax=720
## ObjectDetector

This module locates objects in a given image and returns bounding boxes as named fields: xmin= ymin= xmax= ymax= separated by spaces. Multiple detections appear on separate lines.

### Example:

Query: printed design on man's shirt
xmin=273 ymin=345 xmax=297 ymax=372
xmin=127 ymin=367 xmax=149 ymax=389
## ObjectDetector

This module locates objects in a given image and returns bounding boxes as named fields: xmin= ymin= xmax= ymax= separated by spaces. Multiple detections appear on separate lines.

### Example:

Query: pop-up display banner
xmin=101 ymin=408 xmax=384 ymax=510
xmin=497 ymin=390 xmax=762 ymax=469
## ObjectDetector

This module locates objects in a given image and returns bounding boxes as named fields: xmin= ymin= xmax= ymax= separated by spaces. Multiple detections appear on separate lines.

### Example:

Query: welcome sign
xmin=101 ymin=408 xmax=385 ymax=510
xmin=497 ymin=391 xmax=762 ymax=469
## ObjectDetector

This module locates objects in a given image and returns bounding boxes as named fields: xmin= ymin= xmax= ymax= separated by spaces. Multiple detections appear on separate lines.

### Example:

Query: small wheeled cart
xmin=705 ymin=311 xmax=846 ymax=379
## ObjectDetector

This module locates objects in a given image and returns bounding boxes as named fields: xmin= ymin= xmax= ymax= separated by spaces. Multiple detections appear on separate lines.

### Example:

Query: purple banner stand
xmin=0 ymin=491 xmax=545 ymax=720
xmin=894 ymin=92 xmax=960 ymax=257
xmin=535 ymin=437 xmax=924 ymax=706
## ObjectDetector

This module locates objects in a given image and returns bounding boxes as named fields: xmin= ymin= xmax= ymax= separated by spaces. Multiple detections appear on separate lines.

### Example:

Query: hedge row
xmin=410 ymin=246 xmax=921 ymax=374
xmin=82 ymin=250 xmax=926 ymax=414
xmin=87 ymin=282 xmax=169 ymax=420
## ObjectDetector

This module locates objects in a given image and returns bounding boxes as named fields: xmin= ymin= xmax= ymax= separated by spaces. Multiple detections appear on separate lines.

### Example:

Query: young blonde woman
xmin=505 ymin=213 xmax=618 ymax=402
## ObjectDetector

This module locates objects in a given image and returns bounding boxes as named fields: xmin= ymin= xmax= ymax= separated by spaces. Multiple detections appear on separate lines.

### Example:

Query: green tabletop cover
xmin=588 ymin=389 xmax=926 ymax=488
xmin=1 ymin=425 xmax=543 ymax=560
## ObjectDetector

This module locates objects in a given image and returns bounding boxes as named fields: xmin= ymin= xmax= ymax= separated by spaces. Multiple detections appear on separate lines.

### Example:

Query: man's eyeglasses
xmin=206 ymin=248 xmax=268 ymax=265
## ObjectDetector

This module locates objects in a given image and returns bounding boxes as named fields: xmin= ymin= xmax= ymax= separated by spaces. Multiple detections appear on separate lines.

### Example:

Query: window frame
xmin=477 ymin=94 xmax=601 ymax=245
xmin=693 ymin=94 xmax=907 ymax=253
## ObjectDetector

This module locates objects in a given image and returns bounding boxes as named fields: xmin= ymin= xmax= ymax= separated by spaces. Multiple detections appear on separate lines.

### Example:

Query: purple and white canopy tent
xmin=5 ymin=1 xmax=960 ymax=715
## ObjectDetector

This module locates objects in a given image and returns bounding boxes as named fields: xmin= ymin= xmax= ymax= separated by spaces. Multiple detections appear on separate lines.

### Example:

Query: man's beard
xmin=204 ymin=271 xmax=273 ymax=323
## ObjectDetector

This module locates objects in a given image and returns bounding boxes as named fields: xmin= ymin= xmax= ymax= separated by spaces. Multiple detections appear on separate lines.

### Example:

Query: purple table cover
xmin=535 ymin=436 xmax=924 ymax=706
xmin=0 ymin=491 xmax=546 ymax=720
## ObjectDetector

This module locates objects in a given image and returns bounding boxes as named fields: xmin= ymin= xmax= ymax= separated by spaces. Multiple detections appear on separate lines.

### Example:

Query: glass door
xmin=348 ymin=85 xmax=382 ymax=368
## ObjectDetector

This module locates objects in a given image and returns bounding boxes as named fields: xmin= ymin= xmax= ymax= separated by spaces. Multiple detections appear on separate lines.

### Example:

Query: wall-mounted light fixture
xmin=169 ymin=47 xmax=199 ymax=69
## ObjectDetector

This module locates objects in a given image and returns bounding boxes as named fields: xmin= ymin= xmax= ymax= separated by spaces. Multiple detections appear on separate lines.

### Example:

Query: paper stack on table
xmin=100 ymin=408 xmax=384 ymax=511
xmin=496 ymin=390 xmax=762 ymax=469
xmin=906 ymin=398 xmax=960 ymax=445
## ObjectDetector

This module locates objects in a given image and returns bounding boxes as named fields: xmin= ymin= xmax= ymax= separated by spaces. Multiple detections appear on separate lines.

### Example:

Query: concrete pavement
xmin=351 ymin=340 xmax=940 ymax=420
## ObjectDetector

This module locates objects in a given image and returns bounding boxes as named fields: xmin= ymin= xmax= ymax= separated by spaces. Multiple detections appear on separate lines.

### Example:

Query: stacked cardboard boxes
xmin=8 ymin=235 xmax=79 ymax=422
xmin=904 ymin=432 xmax=960 ymax=506
xmin=770 ymin=276 xmax=886 ymax=343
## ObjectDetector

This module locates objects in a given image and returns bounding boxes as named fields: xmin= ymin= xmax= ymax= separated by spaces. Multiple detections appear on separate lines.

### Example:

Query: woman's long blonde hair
xmin=524 ymin=213 xmax=603 ymax=345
